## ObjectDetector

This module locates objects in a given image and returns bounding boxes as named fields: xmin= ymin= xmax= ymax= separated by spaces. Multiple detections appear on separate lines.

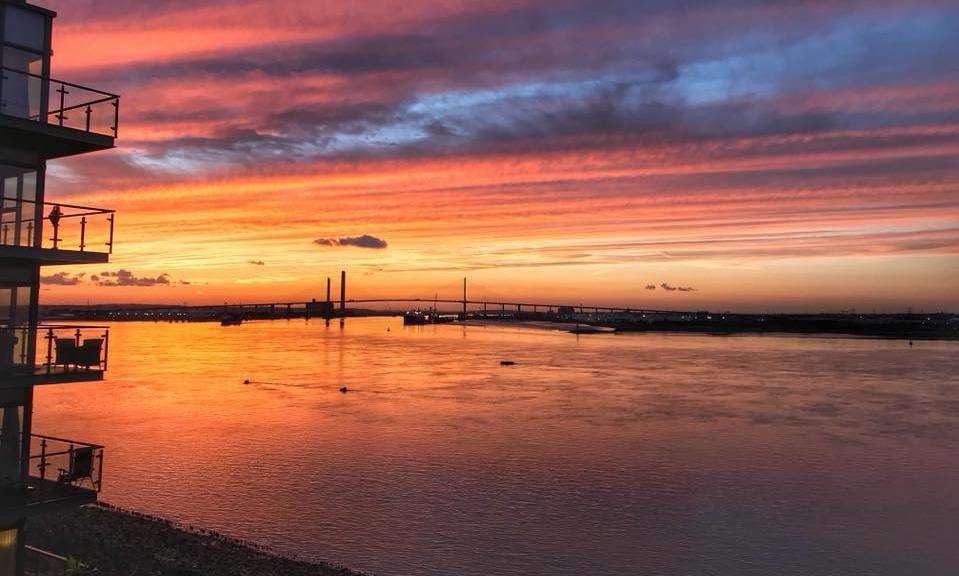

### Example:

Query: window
xmin=1 ymin=47 xmax=43 ymax=119
xmin=1 ymin=5 xmax=50 ymax=121
xmin=1 ymin=163 xmax=39 ymax=247
xmin=3 ymin=5 xmax=47 ymax=51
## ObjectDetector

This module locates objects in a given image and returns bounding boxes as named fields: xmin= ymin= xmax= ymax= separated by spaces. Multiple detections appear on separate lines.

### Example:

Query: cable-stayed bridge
xmin=45 ymin=271 xmax=698 ymax=322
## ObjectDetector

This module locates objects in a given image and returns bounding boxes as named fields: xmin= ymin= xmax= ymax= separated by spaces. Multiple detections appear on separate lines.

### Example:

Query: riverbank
xmin=26 ymin=504 xmax=368 ymax=576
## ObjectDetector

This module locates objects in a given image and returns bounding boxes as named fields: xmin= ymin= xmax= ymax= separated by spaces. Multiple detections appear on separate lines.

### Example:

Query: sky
xmin=36 ymin=0 xmax=959 ymax=312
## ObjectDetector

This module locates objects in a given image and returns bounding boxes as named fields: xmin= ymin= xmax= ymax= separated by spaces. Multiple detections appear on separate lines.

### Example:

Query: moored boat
xmin=568 ymin=324 xmax=615 ymax=334
xmin=220 ymin=314 xmax=243 ymax=326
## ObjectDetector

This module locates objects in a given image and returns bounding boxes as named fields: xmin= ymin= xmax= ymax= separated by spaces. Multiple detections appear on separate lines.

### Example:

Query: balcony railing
xmin=24 ymin=546 xmax=71 ymax=576
xmin=0 ymin=195 xmax=115 ymax=254
xmin=29 ymin=434 xmax=104 ymax=493
xmin=0 ymin=325 xmax=109 ymax=377
xmin=0 ymin=66 xmax=119 ymax=137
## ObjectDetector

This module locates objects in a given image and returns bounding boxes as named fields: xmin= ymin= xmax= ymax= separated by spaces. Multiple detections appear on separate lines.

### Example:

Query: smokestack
xmin=340 ymin=270 xmax=346 ymax=313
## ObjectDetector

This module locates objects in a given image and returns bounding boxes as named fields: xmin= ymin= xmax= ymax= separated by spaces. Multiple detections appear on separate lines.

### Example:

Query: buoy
xmin=500 ymin=360 xmax=516 ymax=366
xmin=339 ymin=386 xmax=349 ymax=393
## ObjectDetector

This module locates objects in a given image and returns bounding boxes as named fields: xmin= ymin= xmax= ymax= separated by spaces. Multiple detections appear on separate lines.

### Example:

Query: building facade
xmin=0 ymin=0 xmax=118 ymax=572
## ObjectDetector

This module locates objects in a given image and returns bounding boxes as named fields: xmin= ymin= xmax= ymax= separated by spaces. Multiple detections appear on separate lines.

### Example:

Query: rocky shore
xmin=26 ymin=503 xmax=368 ymax=576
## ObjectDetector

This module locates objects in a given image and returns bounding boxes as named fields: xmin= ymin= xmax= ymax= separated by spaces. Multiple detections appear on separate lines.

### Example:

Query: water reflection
xmin=32 ymin=319 xmax=959 ymax=575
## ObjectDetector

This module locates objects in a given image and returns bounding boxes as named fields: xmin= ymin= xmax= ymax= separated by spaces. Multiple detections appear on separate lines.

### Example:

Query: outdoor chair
xmin=57 ymin=446 xmax=95 ymax=486
xmin=76 ymin=339 xmax=103 ymax=369
xmin=55 ymin=338 xmax=79 ymax=368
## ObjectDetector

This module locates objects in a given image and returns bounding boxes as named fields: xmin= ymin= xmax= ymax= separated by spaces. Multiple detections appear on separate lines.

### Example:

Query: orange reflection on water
xmin=31 ymin=319 xmax=959 ymax=576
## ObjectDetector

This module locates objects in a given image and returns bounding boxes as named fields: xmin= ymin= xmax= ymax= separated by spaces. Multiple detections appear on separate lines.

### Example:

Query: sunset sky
xmin=37 ymin=0 xmax=959 ymax=311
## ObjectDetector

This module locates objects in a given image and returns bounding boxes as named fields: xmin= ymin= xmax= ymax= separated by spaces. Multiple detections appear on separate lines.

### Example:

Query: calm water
xmin=32 ymin=319 xmax=959 ymax=575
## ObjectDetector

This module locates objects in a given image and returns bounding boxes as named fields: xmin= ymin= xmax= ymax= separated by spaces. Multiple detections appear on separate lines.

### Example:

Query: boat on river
xmin=568 ymin=324 xmax=616 ymax=334
xmin=403 ymin=309 xmax=457 ymax=325
xmin=220 ymin=314 xmax=243 ymax=326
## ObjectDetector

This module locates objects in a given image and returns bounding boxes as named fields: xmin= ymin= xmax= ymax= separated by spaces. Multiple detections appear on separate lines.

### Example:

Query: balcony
xmin=0 ymin=196 xmax=115 ymax=265
xmin=0 ymin=325 xmax=109 ymax=387
xmin=0 ymin=66 xmax=119 ymax=159
xmin=0 ymin=435 xmax=103 ymax=523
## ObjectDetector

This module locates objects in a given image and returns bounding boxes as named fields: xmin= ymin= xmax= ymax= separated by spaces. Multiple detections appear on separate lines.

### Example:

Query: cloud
xmin=40 ymin=272 xmax=85 ymax=286
xmin=661 ymin=282 xmax=696 ymax=292
xmin=248 ymin=260 xmax=266 ymax=265
xmin=92 ymin=269 xmax=182 ymax=287
xmin=314 ymin=234 xmax=388 ymax=249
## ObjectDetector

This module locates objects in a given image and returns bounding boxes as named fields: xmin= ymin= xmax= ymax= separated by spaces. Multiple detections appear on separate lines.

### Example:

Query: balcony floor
xmin=0 ymin=366 xmax=104 ymax=388
xmin=0 ymin=478 xmax=97 ymax=523
xmin=0 ymin=114 xmax=115 ymax=160
xmin=0 ymin=244 xmax=109 ymax=266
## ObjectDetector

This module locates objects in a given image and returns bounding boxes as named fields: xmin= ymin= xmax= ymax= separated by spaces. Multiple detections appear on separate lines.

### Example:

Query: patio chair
xmin=76 ymin=339 xmax=103 ymax=369
xmin=57 ymin=446 xmax=95 ymax=486
xmin=55 ymin=338 xmax=79 ymax=368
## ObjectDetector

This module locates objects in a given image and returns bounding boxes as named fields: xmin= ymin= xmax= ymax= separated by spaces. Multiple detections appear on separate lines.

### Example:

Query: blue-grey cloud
xmin=661 ymin=282 xmax=695 ymax=292
xmin=40 ymin=272 xmax=85 ymax=286
xmin=315 ymin=234 xmax=388 ymax=249
xmin=91 ymin=269 xmax=181 ymax=287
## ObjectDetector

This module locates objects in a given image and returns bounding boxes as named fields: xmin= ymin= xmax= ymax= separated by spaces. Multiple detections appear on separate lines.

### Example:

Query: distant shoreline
xmin=27 ymin=503 xmax=368 ymax=576
xmin=39 ymin=311 xmax=959 ymax=341
xmin=466 ymin=318 xmax=959 ymax=341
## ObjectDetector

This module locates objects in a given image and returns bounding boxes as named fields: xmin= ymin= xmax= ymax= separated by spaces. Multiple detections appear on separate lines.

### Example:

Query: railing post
xmin=96 ymin=450 xmax=104 ymax=491
xmin=79 ymin=216 xmax=87 ymax=251
xmin=107 ymin=213 xmax=114 ymax=253
xmin=50 ymin=210 xmax=60 ymax=249
xmin=56 ymin=84 xmax=67 ymax=126
xmin=102 ymin=329 xmax=109 ymax=370
xmin=85 ymin=105 xmax=92 ymax=132
xmin=26 ymin=220 xmax=33 ymax=247
xmin=45 ymin=328 xmax=53 ymax=374
xmin=38 ymin=438 xmax=47 ymax=482
xmin=2 ymin=224 xmax=7 ymax=245
xmin=112 ymin=98 xmax=119 ymax=137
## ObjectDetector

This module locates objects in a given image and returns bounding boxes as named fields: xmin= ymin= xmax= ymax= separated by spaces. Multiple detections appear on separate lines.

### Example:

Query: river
xmin=32 ymin=319 xmax=959 ymax=575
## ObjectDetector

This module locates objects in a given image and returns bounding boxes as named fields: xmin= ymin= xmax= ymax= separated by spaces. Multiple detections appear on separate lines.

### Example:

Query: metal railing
xmin=0 ymin=324 xmax=109 ymax=375
xmin=24 ymin=545 xmax=70 ymax=576
xmin=0 ymin=65 xmax=120 ymax=137
xmin=0 ymin=195 xmax=115 ymax=253
xmin=29 ymin=433 xmax=104 ymax=493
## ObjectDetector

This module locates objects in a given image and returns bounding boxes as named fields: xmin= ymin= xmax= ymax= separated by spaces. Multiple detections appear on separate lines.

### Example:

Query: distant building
xmin=0 ymin=0 xmax=120 ymax=571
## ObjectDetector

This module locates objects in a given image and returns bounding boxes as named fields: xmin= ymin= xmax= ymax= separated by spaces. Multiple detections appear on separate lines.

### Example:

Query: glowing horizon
xmin=35 ymin=0 xmax=959 ymax=312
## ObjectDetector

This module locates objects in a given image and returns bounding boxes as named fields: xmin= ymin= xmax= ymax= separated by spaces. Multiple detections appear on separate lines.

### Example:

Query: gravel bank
xmin=26 ymin=504 xmax=369 ymax=576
